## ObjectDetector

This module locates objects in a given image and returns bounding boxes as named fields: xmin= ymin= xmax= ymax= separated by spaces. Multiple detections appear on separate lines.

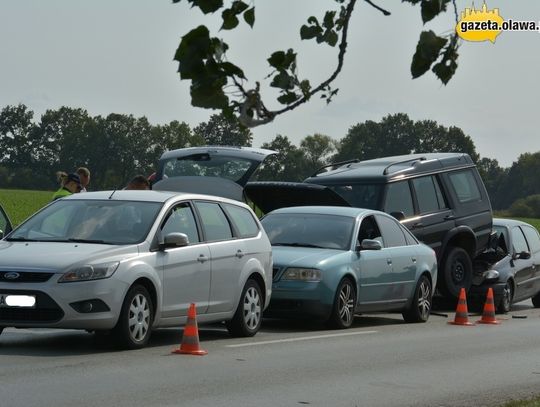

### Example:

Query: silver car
xmin=0 ymin=191 xmax=272 ymax=348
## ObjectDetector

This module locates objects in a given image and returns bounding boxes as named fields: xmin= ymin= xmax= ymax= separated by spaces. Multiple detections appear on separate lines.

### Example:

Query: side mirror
xmin=513 ymin=251 xmax=531 ymax=260
xmin=160 ymin=232 xmax=189 ymax=249
xmin=359 ymin=239 xmax=382 ymax=251
xmin=390 ymin=211 xmax=405 ymax=221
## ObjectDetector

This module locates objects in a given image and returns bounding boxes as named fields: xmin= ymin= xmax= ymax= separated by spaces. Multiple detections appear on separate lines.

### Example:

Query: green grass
xmin=0 ymin=188 xmax=52 ymax=226
xmin=501 ymin=397 xmax=540 ymax=407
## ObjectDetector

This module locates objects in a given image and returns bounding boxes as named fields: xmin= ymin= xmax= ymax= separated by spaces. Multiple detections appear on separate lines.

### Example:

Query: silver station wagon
xmin=0 ymin=191 xmax=272 ymax=348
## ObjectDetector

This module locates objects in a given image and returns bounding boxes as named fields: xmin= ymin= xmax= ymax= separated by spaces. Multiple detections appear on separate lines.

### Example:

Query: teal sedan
xmin=261 ymin=206 xmax=437 ymax=328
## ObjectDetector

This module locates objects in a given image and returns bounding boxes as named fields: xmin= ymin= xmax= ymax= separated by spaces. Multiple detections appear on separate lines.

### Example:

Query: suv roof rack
xmin=311 ymin=159 xmax=360 ymax=177
xmin=383 ymin=156 xmax=427 ymax=175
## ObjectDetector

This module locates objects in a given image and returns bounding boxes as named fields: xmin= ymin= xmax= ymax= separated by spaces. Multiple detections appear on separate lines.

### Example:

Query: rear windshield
xmin=325 ymin=184 xmax=383 ymax=209
xmin=162 ymin=153 xmax=255 ymax=183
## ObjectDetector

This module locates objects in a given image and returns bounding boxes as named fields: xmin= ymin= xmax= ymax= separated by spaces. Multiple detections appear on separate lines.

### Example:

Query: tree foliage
xmin=173 ymin=0 xmax=460 ymax=127
xmin=193 ymin=113 xmax=253 ymax=146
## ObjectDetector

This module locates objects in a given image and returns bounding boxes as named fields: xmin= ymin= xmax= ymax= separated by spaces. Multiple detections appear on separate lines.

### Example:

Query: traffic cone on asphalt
xmin=172 ymin=303 xmax=208 ymax=356
xmin=476 ymin=287 xmax=501 ymax=325
xmin=448 ymin=288 xmax=474 ymax=326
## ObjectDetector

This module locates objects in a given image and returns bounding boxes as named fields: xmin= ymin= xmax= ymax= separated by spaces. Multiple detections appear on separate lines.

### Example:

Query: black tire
xmin=402 ymin=275 xmax=432 ymax=323
xmin=497 ymin=281 xmax=513 ymax=314
xmin=327 ymin=278 xmax=356 ymax=329
xmin=532 ymin=291 xmax=540 ymax=308
xmin=112 ymin=285 xmax=154 ymax=349
xmin=439 ymin=247 xmax=473 ymax=299
xmin=226 ymin=279 xmax=263 ymax=337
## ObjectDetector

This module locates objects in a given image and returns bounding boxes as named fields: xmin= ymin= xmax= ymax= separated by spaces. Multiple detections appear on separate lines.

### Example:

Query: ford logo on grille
xmin=4 ymin=272 xmax=21 ymax=280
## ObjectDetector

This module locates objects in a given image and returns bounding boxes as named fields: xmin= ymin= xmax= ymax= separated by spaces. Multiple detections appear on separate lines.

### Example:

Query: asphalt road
xmin=2 ymin=300 xmax=540 ymax=407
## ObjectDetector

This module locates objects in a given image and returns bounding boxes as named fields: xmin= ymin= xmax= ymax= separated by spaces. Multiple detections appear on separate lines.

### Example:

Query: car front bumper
xmin=468 ymin=281 xmax=506 ymax=305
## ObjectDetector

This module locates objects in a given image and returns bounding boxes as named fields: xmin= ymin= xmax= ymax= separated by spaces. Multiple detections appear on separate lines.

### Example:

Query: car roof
xmin=267 ymin=205 xmax=376 ymax=218
xmin=60 ymin=190 xmax=247 ymax=207
xmin=305 ymin=153 xmax=475 ymax=184
xmin=493 ymin=218 xmax=535 ymax=229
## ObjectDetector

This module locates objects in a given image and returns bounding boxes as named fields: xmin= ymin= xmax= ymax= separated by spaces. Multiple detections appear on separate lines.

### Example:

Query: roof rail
xmin=383 ymin=156 xmax=427 ymax=175
xmin=311 ymin=159 xmax=360 ymax=177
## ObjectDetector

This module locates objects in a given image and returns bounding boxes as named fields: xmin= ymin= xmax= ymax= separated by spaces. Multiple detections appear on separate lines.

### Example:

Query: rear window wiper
xmin=272 ymin=242 xmax=325 ymax=249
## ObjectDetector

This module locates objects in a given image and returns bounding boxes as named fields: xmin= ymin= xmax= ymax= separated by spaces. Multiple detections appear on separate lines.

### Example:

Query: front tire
xmin=226 ymin=279 xmax=263 ymax=337
xmin=328 ymin=278 xmax=356 ymax=329
xmin=497 ymin=281 xmax=513 ymax=314
xmin=532 ymin=291 xmax=540 ymax=308
xmin=112 ymin=285 xmax=154 ymax=349
xmin=439 ymin=247 xmax=473 ymax=299
xmin=402 ymin=275 xmax=432 ymax=323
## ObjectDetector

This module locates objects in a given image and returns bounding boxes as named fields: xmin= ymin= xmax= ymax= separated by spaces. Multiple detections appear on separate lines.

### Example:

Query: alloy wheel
xmin=417 ymin=279 xmax=432 ymax=320
xmin=128 ymin=293 xmax=151 ymax=343
xmin=243 ymin=286 xmax=261 ymax=331
xmin=338 ymin=282 xmax=355 ymax=326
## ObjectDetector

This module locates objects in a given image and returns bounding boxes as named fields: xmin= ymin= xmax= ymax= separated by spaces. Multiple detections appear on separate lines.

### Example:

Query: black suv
xmin=245 ymin=153 xmax=493 ymax=299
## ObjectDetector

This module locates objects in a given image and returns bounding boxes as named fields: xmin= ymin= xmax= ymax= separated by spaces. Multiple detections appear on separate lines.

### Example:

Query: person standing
xmin=76 ymin=167 xmax=91 ymax=192
xmin=125 ymin=175 xmax=150 ymax=190
xmin=51 ymin=172 xmax=82 ymax=201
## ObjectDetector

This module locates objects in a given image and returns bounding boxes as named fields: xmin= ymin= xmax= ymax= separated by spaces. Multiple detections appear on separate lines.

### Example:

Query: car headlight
xmin=58 ymin=262 xmax=120 ymax=283
xmin=282 ymin=268 xmax=322 ymax=282
xmin=484 ymin=269 xmax=500 ymax=281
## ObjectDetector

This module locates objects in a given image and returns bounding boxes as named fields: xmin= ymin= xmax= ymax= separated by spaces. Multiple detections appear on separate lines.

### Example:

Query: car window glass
xmin=162 ymin=154 xmax=253 ymax=183
xmin=522 ymin=226 xmax=540 ymax=253
xmin=358 ymin=215 xmax=383 ymax=247
xmin=162 ymin=204 xmax=200 ymax=244
xmin=383 ymin=181 xmax=414 ymax=217
xmin=511 ymin=226 xmax=529 ymax=253
xmin=0 ymin=207 xmax=8 ymax=234
xmin=448 ymin=170 xmax=481 ymax=203
xmin=223 ymin=203 xmax=259 ymax=238
xmin=39 ymin=205 xmax=78 ymax=237
xmin=402 ymin=225 xmax=419 ymax=245
xmin=194 ymin=201 xmax=233 ymax=241
xmin=327 ymin=184 xmax=383 ymax=209
xmin=376 ymin=215 xmax=407 ymax=247
xmin=412 ymin=176 xmax=443 ymax=214
xmin=433 ymin=176 xmax=448 ymax=209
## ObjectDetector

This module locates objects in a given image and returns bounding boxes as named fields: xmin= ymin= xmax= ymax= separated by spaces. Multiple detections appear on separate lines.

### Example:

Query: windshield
xmin=261 ymin=213 xmax=354 ymax=250
xmin=162 ymin=153 xmax=256 ymax=183
xmin=324 ymin=184 xmax=383 ymax=209
xmin=8 ymin=200 xmax=162 ymax=245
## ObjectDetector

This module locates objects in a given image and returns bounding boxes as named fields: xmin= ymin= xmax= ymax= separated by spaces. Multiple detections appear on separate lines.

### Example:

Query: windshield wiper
xmin=272 ymin=242 xmax=325 ymax=249
xmin=67 ymin=238 xmax=109 ymax=244
xmin=6 ymin=237 xmax=39 ymax=242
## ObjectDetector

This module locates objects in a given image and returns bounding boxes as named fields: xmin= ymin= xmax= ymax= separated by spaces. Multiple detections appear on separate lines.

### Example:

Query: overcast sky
xmin=1 ymin=0 xmax=539 ymax=167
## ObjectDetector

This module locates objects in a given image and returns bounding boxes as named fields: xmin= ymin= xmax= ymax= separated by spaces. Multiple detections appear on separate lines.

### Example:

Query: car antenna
xmin=108 ymin=188 xmax=117 ymax=200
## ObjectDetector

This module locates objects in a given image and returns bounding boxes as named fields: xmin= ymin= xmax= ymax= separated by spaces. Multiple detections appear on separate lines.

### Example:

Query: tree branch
xmin=363 ymin=0 xmax=390 ymax=16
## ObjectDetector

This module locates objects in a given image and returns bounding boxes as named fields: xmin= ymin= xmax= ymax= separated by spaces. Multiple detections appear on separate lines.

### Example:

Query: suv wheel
xmin=439 ymin=247 xmax=473 ymax=299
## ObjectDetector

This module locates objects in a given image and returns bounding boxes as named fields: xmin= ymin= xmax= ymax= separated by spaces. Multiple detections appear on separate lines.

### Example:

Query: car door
xmin=194 ymin=201 xmax=244 ymax=314
xmin=0 ymin=204 xmax=12 ymax=238
xmin=158 ymin=202 xmax=211 ymax=318
xmin=510 ymin=226 xmax=535 ymax=300
xmin=375 ymin=214 xmax=417 ymax=304
xmin=356 ymin=215 xmax=395 ymax=310
xmin=520 ymin=225 xmax=540 ymax=296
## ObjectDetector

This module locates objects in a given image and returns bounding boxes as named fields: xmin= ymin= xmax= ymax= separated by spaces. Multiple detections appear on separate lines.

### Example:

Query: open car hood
xmin=154 ymin=147 xmax=277 ymax=193
xmin=244 ymin=181 xmax=351 ymax=214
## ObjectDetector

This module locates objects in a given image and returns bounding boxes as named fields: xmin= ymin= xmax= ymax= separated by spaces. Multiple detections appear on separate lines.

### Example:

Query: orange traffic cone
xmin=476 ymin=287 xmax=501 ymax=325
xmin=448 ymin=288 xmax=474 ymax=326
xmin=172 ymin=303 xmax=208 ymax=356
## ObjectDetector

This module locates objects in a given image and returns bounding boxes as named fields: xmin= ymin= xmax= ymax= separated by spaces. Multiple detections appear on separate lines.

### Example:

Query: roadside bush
xmin=508 ymin=194 xmax=540 ymax=218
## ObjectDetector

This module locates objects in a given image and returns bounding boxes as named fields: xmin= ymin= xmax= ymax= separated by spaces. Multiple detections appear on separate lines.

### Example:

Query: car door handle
xmin=197 ymin=254 xmax=209 ymax=263
xmin=387 ymin=259 xmax=392 ymax=265
xmin=235 ymin=250 xmax=244 ymax=259
xmin=444 ymin=215 xmax=456 ymax=221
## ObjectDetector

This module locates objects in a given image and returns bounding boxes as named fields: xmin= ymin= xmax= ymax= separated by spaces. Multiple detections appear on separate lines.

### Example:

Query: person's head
xmin=76 ymin=167 xmax=91 ymax=188
xmin=64 ymin=173 xmax=82 ymax=193
xmin=126 ymin=175 xmax=150 ymax=190
xmin=56 ymin=171 xmax=68 ymax=186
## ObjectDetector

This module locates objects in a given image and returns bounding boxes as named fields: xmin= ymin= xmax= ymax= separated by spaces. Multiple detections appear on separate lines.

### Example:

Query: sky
xmin=0 ymin=0 xmax=539 ymax=168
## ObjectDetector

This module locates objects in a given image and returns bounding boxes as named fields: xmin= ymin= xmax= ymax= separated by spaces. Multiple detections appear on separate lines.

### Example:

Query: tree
xmin=414 ymin=120 xmax=479 ymax=161
xmin=173 ymin=0 xmax=459 ymax=127
xmin=0 ymin=104 xmax=38 ymax=170
xmin=256 ymin=134 xmax=310 ymax=181
xmin=193 ymin=113 xmax=253 ymax=146
xmin=499 ymin=152 xmax=540 ymax=209
xmin=476 ymin=157 xmax=508 ymax=210
xmin=300 ymin=133 xmax=336 ymax=173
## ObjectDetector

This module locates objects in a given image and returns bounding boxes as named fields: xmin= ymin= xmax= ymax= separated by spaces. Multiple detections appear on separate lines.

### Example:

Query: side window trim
xmin=159 ymin=200 xmax=203 ymax=246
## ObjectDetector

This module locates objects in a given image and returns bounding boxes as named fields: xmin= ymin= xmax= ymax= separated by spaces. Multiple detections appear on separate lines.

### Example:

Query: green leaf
xmin=270 ymin=71 xmax=295 ymax=90
xmin=277 ymin=92 xmax=300 ymax=105
xmin=420 ymin=0 xmax=450 ymax=24
xmin=243 ymin=7 xmax=255 ymax=27
xmin=299 ymin=79 xmax=311 ymax=97
xmin=267 ymin=49 xmax=296 ymax=70
xmin=410 ymin=30 xmax=447 ymax=78
xmin=220 ymin=62 xmax=246 ymax=79
xmin=323 ymin=11 xmax=336 ymax=29
xmin=221 ymin=8 xmax=239 ymax=30
xmin=194 ymin=0 xmax=224 ymax=14
xmin=325 ymin=30 xmax=339 ymax=47
xmin=175 ymin=26 xmax=212 ymax=79
xmin=300 ymin=24 xmax=322 ymax=40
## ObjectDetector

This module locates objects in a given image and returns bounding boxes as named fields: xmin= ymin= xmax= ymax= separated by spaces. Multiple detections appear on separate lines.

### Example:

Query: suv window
xmin=194 ymin=201 xmax=233 ymax=241
xmin=511 ymin=226 xmax=529 ymax=253
xmin=448 ymin=170 xmax=481 ymax=203
xmin=376 ymin=215 xmax=407 ymax=248
xmin=412 ymin=176 xmax=447 ymax=213
xmin=384 ymin=181 xmax=414 ymax=217
xmin=522 ymin=226 xmax=540 ymax=253
xmin=223 ymin=203 xmax=259 ymax=238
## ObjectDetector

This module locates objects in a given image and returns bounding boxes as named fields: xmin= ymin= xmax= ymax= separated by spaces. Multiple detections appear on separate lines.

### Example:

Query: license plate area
xmin=0 ymin=294 xmax=36 ymax=308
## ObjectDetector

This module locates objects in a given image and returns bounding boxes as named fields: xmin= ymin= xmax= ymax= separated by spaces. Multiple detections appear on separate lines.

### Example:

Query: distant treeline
xmin=1 ymin=105 xmax=539 ymax=214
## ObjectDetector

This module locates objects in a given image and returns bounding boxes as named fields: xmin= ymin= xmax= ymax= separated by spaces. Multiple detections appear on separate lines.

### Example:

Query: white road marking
xmin=225 ymin=330 xmax=378 ymax=348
